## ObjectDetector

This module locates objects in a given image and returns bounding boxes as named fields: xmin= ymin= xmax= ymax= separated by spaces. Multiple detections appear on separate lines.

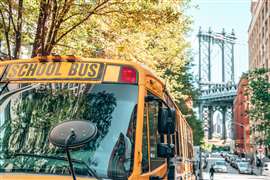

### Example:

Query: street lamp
xmin=232 ymin=122 xmax=247 ymax=156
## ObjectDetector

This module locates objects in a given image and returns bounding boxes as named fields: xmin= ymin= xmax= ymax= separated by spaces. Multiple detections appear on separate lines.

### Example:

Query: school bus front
xmin=0 ymin=56 xmax=194 ymax=180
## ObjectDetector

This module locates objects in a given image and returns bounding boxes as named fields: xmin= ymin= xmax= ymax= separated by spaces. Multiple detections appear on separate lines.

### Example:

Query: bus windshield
xmin=0 ymin=83 xmax=138 ymax=179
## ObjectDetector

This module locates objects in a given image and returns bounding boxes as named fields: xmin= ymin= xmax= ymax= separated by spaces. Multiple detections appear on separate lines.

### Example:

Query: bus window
xmin=176 ymin=131 xmax=180 ymax=155
xmin=179 ymin=121 xmax=184 ymax=157
xmin=172 ymin=134 xmax=175 ymax=148
xmin=141 ymin=105 xmax=149 ymax=173
xmin=166 ymin=134 xmax=171 ymax=144
xmin=148 ymin=100 xmax=165 ymax=170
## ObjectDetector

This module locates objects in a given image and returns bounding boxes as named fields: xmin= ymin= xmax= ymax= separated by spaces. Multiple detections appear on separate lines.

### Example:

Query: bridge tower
xmin=197 ymin=27 xmax=237 ymax=143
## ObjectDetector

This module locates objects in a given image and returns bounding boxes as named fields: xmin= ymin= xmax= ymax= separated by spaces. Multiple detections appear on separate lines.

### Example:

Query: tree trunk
xmin=13 ymin=0 xmax=24 ymax=59
xmin=32 ymin=0 xmax=52 ymax=57
xmin=0 ymin=10 xmax=12 ymax=60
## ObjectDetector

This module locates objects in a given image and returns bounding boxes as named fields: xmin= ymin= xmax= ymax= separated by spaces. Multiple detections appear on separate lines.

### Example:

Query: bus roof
xmin=0 ymin=56 xmax=164 ymax=86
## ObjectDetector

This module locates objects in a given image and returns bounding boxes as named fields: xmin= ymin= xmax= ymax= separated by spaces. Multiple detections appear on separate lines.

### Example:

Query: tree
xmin=0 ymin=1 xmax=189 ymax=58
xmin=246 ymin=68 xmax=270 ymax=152
xmin=0 ymin=0 xmax=25 ymax=59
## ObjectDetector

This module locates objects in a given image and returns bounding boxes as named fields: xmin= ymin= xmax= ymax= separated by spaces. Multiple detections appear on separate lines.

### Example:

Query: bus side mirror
xmin=49 ymin=120 xmax=97 ymax=149
xmin=158 ymin=108 xmax=175 ymax=134
xmin=157 ymin=143 xmax=175 ymax=158
xmin=49 ymin=120 xmax=97 ymax=180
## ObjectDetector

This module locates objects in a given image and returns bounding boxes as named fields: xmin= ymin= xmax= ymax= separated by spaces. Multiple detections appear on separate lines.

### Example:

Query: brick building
xmin=233 ymin=78 xmax=251 ymax=154
xmin=248 ymin=0 xmax=270 ymax=69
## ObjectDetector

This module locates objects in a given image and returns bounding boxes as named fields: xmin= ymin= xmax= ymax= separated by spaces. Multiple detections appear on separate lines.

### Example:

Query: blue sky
xmin=188 ymin=0 xmax=251 ymax=83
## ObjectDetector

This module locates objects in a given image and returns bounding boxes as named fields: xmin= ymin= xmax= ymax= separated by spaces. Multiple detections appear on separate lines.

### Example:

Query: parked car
xmin=262 ymin=162 xmax=270 ymax=177
xmin=213 ymin=160 xmax=228 ymax=173
xmin=237 ymin=162 xmax=253 ymax=174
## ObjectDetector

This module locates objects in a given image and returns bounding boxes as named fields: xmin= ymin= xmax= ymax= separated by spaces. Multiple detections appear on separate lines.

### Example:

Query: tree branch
xmin=55 ymin=0 xmax=110 ymax=45
xmin=7 ymin=0 xmax=17 ymax=32
xmin=14 ymin=0 xmax=24 ymax=58
xmin=44 ymin=0 xmax=74 ymax=53
xmin=45 ymin=0 xmax=58 ymax=51
xmin=0 ymin=9 xmax=12 ymax=59
xmin=61 ymin=12 xmax=81 ymax=22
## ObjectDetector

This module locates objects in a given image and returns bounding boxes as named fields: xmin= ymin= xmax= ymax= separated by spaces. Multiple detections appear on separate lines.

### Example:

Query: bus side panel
xmin=174 ymin=113 xmax=195 ymax=180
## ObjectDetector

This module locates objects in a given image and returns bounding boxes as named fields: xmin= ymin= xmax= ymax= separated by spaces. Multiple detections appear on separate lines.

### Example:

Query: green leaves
xmin=186 ymin=113 xmax=204 ymax=146
xmin=246 ymin=68 xmax=270 ymax=146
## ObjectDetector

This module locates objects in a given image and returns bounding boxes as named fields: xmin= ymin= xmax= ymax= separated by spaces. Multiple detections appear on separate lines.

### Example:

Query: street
xmin=202 ymin=172 xmax=266 ymax=180
xmin=202 ymin=158 xmax=268 ymax=180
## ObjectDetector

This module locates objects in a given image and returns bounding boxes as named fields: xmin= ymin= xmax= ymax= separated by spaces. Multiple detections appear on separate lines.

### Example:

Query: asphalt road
xmin=203 ymin=157 xmax=238 ymax=174
xmin=202 ymin=158 xmax=267 ymax=180
xmin=202 ymin=172 xmax=266 ymax=180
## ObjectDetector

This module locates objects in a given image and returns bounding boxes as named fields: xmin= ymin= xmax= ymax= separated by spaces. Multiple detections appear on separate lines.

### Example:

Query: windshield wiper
xmin=12 ymin=153 xmax=99 ymax=179
xmin=0 ymin=82 xmax=9 ymax=96
xmin=0 ymin=65 xmax=9 ymax=96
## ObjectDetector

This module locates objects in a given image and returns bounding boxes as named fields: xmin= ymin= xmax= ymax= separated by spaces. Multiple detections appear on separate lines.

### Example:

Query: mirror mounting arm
xmin=65 ymin=130 xmax=76 ymax=146
xmin=65 ymin=130 xmax=77 ymax=180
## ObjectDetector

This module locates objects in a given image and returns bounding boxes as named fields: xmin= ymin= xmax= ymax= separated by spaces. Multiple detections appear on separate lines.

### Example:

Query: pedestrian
xmin=209 ymin=165 xmax=215 ymax=180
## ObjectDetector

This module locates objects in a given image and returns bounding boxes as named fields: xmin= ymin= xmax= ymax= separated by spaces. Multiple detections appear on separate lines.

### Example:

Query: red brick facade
xmin=233 ymin=78 xmax=251 ymax=154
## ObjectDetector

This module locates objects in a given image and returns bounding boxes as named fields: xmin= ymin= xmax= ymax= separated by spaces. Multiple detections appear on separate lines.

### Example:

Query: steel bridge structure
xmin=196 ymin=27 xmax=237 ymax=144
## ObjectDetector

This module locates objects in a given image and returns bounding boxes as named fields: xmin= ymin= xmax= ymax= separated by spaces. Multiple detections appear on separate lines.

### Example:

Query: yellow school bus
xmin=0 ymin=56 xmax=194 ymax=180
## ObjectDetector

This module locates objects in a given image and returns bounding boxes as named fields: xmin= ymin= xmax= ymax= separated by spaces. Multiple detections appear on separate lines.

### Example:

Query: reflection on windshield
xmin=215 ymin=161 xmax=225 ymax=166
xmin=0 ymin=83 xmax=138 ymax=178
xmin=239 ymin=163 xmax=249 ymax=167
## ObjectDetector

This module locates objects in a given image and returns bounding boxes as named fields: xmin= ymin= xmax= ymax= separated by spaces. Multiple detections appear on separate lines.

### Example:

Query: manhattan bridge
xmin=196 ymin=27 xmax=237 ymax=146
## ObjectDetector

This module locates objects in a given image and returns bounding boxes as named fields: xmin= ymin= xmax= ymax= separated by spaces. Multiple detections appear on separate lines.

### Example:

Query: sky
xmin=187 ymin=0 xmax=251 ymax=83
